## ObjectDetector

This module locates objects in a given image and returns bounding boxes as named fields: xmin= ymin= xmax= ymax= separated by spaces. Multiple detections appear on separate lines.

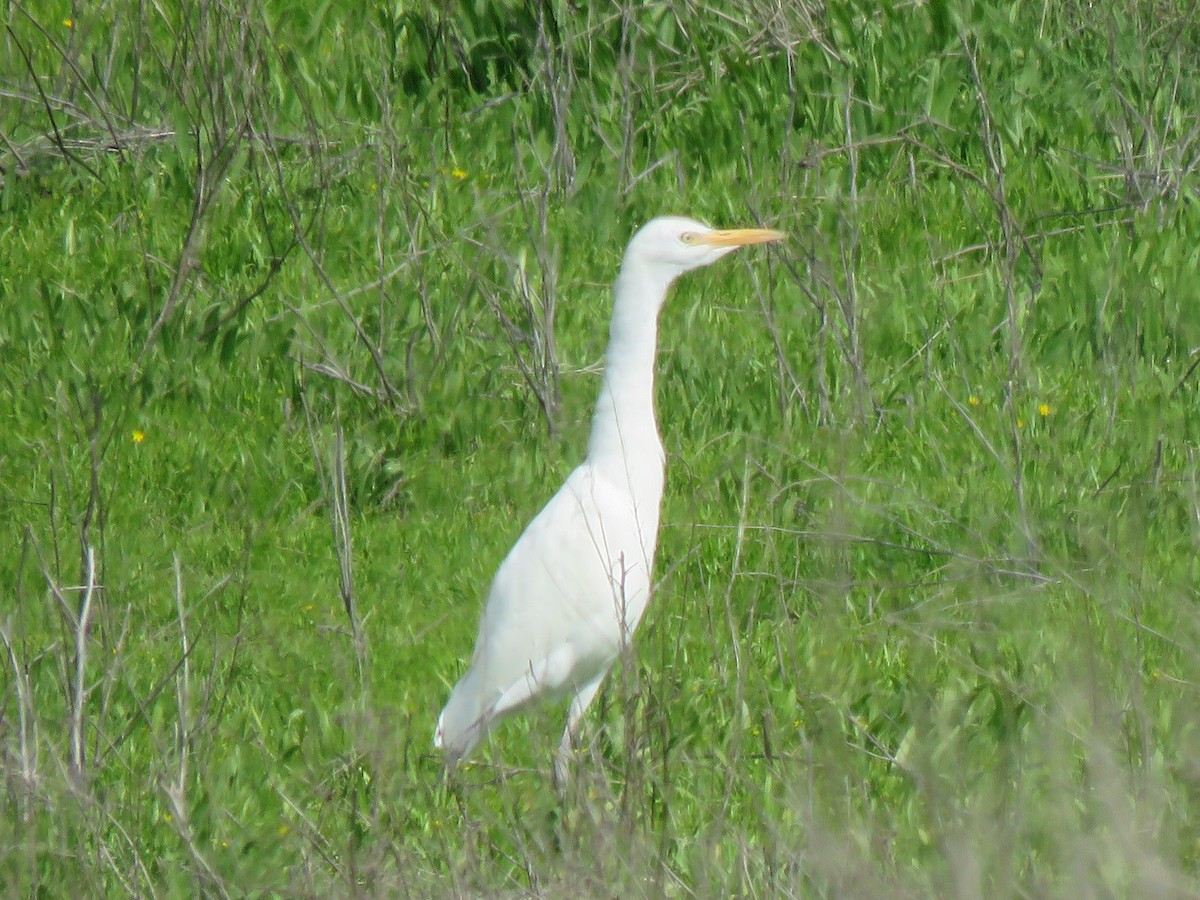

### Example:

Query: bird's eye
xmin=680 ymin=232 xmax=695 ymax=244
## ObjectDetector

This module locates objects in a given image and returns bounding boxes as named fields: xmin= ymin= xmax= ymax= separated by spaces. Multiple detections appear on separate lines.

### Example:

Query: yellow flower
xmin=451 ymin=168 xmax=468 ymax=180
xmin=1017 ymin=419 xmax=1025 ymax=428
xmin=278 ymin=824 xmax=291 ymax=838
xmin=63 ymin=18 xmax=73 ymax=27
xmin=1038 ymin=403 xmax=1051 ymax=417
xmin=132 ymin=429 xmax=145 ymax=444
xmin=968 ymin=395 xmax=980 ymax=407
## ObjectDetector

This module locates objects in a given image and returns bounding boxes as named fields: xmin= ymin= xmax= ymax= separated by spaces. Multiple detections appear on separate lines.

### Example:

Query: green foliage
xmin=3 ymin=0 xmax=1200 ymax=894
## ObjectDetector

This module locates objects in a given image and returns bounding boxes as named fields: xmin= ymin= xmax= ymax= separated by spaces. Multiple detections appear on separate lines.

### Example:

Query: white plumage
xmin=435 ymin=216 xmax=784 ymax=781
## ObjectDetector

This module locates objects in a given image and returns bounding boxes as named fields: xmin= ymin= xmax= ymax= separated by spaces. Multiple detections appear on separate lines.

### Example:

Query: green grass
xmin=4 ymin=0 xmax=1200 ymax=895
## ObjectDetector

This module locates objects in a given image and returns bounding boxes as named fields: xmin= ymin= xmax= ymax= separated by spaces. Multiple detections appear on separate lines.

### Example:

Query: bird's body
xmin=435 ymin=216 xmax=783 ymax=780
xmin=434 ymin=462 xmax=658 ymax=762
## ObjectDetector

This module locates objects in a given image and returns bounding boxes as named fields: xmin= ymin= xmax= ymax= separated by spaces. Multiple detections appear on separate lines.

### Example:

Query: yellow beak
xmin=695 ymin=228 xmax=786 ymax=248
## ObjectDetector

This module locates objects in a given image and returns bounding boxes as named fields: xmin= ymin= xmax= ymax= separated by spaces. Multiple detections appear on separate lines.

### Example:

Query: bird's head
xmin=624 ymin=215 xmax=785 ymax=277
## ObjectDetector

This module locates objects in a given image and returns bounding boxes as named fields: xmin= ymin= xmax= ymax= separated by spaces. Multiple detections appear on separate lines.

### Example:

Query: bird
xmin=434 ymin=215 xmax=785 ymax=784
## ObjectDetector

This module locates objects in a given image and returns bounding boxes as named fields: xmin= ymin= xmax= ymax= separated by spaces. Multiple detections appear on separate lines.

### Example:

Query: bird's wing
xmin=436 ymin=464 xmax=657 ymax=756
xmin=477 ymin=463 xmax=654 ymax=691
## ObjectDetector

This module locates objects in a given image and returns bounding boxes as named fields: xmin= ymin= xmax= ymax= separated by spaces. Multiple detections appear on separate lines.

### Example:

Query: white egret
xmin=434 ymin=216 xmax=784 ymax=782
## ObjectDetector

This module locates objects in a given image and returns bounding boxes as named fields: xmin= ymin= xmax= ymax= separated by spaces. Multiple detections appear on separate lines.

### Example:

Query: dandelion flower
xmin=132 ymin=429 xmax=145 ymax=444
xmin=451 ymin=168 xmax=468 ymax=180
xmin=1038 ymin=403 xmax=1051 ymax=417
xmin=968 ymin=395 xmax=980 ymax=407
xmin=64 ymin=18 xmax=73 ymax=27
xmin=278 ymin=824 xmax=291 ymax=838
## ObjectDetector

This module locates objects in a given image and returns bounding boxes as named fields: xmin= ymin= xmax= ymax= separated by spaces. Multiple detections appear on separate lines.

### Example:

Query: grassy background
xmin=4 ymin=0 xmax=1200 ymax=895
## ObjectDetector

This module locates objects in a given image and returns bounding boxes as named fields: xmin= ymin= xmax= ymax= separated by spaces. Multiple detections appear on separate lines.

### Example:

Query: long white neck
xmin=586 ymin=259 xmax=672 ymax=497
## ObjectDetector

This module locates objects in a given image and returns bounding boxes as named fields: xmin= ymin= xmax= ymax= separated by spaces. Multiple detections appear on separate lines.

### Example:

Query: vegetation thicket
xmin=3 ymin=1 xmax=1200 ymax=895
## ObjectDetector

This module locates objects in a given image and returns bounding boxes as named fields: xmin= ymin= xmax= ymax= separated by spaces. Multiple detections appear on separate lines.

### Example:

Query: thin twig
xmin=70 ymin=545 xmax=97 ymax=780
